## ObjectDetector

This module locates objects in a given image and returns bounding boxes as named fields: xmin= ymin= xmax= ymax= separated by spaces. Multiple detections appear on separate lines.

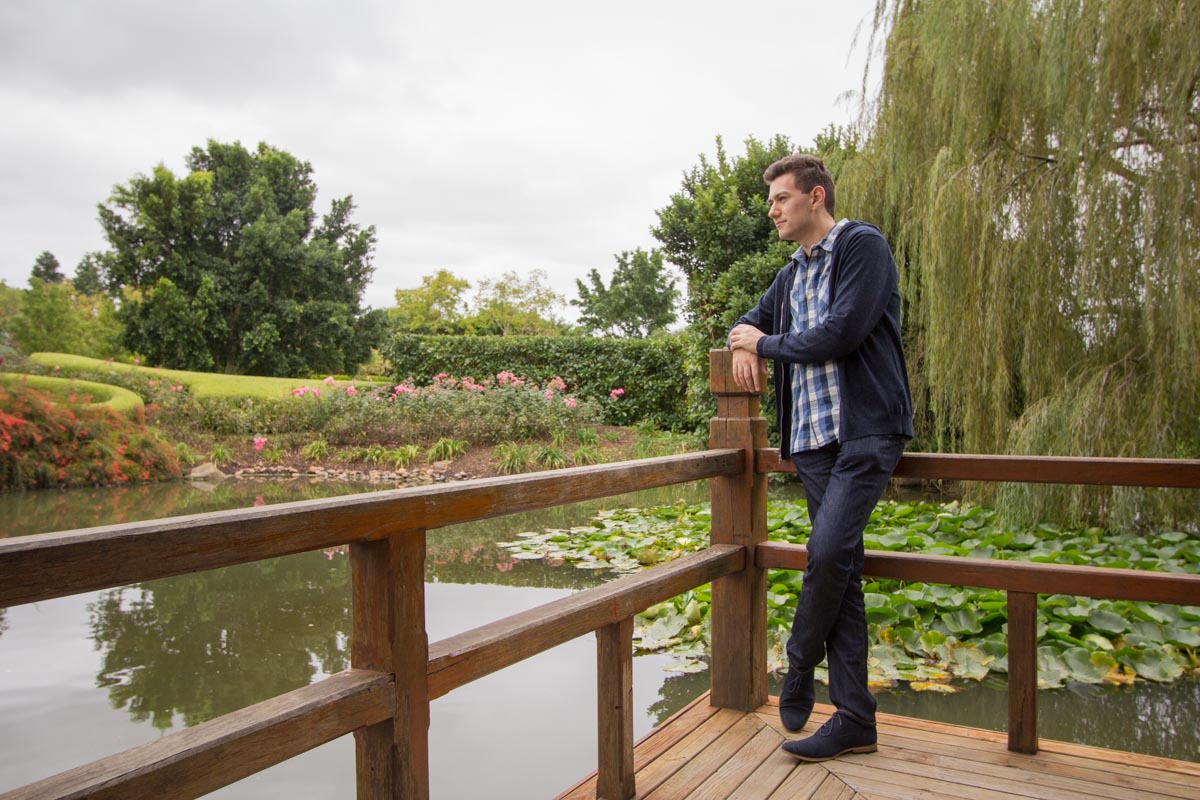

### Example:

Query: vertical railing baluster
xmin=596 ymin=617 xmax=635 ymax=800
xmin=352 ymin=530 xmax=431 ymax=799
xmin=1007 ymin=590 xmax=1039 ymax=754
xmin=708 ymin=349 xmax=769 ymax=711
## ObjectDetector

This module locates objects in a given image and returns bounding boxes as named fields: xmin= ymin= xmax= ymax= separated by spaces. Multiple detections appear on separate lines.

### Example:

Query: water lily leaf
xmin=666 ymin=658 xmax=708 ymax=674
xmin=1115 ymin=646 xmax=1184 ymax=682
xmin=1126 ymin=621 xmax=1166 ymax=645
xmin=1163 ymin=626 xmax=1200 ymax=648
xmin=1159 ymin=531 xmax=1188 ymax=543
xmin=941 ymin=608 xmax=983 ymax=636
xmin=1061 ymin=647 xmax=1113 ymax=683
xmin=1036 ymin=647 xmax=1071 ymax=688
xmin=866 ymin=605 xmax=900 ymax=625
xmin=1177 ymin=606 xmax=1200 ymax=621
xmin=1008 ymin=533 xmax=1039 ymax=550
xmin=1079 ymin=633 xmax=1114 ymax=651
xmin=1088 ymin=609 xmax=1130 ymax=635
xmin=910 ymin=681 xmax=958 ymax=693
xmin=949 ymin=644 xmax=993 ymax=680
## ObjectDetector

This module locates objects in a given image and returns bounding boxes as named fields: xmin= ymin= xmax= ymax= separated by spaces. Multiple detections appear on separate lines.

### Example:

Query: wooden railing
xmin=1 ymin=350 xmax=1198 ymax=799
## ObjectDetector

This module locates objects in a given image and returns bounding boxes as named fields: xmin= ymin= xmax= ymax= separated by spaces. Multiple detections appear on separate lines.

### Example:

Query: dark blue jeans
xmin=788 ymin=434 xmax=907 ymax=725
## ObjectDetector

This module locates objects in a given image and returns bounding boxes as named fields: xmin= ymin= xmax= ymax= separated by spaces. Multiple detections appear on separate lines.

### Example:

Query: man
xmin=728 ymin=154 xmax=913 ymax=761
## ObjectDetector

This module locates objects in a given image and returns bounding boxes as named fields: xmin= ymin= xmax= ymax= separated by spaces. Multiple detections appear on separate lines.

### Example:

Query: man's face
xmin=767 ymin=173 xmax=817 ymax=244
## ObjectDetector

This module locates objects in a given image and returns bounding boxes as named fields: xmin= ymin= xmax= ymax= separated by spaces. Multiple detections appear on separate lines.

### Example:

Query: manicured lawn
xmin=28 ymin=353 xmax=375 ymax=399
xmin=0 ymin=372 xmax=143 ymax=413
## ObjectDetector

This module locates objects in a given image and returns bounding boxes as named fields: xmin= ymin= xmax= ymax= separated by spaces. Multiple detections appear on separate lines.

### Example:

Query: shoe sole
xmin=785 ymin=744 xmax=877 ymax=762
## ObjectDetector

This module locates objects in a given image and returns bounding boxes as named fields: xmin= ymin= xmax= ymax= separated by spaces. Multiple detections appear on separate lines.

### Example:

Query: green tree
xmin=840 ymin=0 xmax=1200 ymax=527
xmin=9 ymin=279 xmax=123 ymax=358
xmin=73 ymin=252 xmax=111 ymax=296
xmin=572 ymin=248 xmax=679 ymax=338
xmin=390 ymin=268 xmax=470 ymax=334
xmin=30 ymin=251 xmax=64 ymax=285
xmin=98 ymin=140 xmax=378 ymax=376
xmin=465 ymin=268 xmax=565 ymax=336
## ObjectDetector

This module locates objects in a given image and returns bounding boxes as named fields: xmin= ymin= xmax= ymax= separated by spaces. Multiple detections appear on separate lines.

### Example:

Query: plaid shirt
xmin=788 ymin=219 xmax=848 ymax=452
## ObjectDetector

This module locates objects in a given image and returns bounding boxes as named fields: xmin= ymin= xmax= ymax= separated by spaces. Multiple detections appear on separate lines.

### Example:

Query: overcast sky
xmin=0 ymin=0 xmax=882 ymax=317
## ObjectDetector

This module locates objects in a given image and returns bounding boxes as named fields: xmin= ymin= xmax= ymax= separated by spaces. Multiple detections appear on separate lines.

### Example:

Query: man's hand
xmin=731 ymin=348 xmax=767 ymax=393
xmin=729 ymin=324 xmax=765 ymax=354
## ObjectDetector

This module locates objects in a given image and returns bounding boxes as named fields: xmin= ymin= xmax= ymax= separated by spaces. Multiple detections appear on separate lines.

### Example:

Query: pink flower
xmin=548 ymin=376 xmax=567 ymax=391
xmin=53 ymin=364 xmax=61 ymax=372
xmin=253 ymin=436 xmax=268 ymax=451
xmin=149 ymin=380 xmax=157 ymax=387
xmin=393 ymin=384 xmax=414 ymax=395
xmin=171 ymin=384 xmax=183 ymax=391
xmin=544 ymin=388 xmax=554 ymax=399
xmin=253 ymin=494 xmax=266 ymax=507
xmin=346 ymin=386 xmax=358 ymax=396
xmin=323 ymin=376 xmax=335 ymax=385
xmin=132 ymin=358 xmax=140 ymax=365
xmin=564 ymin=397 xmax=577 ymax=409
xmin=609 ymin=387 xmax=625 ymax=400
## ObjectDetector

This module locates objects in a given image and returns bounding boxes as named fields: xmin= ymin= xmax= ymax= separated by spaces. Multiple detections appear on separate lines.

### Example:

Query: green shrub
xmin=390 ymin=444 xmax=422 ymax=468
xmin=210 ymin=442 xmax=232 ymax=465
xmin=427 ymin=437 xmax=468 ymax=462
xmin=575 ymin=428 xmax=600 ymax=446
xmin=494 ymin=442 xmax=532 ymax=474
xmin=535 ymin=445 xmax=569 ymax=469
xmin=301 ymin=437 xmax=331 ymax=461
xmin=0 ymin=383 xmax=181 ymax=489
xmin=381 ymin=334 xmax=690 ymax=429
xmin=572 ymin=445 xmax=601 ymax=466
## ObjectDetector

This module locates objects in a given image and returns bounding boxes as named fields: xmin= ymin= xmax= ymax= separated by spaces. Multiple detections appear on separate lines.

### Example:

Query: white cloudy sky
xmin=0 ymin=0 xmax=883 ymax=315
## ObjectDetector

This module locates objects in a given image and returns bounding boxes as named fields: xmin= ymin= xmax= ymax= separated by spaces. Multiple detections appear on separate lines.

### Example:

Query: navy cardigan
xmin=732 ymin=221 xmax=914 ymax=458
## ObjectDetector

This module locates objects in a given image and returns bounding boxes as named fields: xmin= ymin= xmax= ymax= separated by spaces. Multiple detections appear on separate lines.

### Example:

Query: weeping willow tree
xmin=839 ymin=0 xmax=1200 ymax=528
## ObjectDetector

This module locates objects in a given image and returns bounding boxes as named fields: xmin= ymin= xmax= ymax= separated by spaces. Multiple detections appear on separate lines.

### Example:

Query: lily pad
xmin=1088 ymin=609 xmax=1130 ymax=635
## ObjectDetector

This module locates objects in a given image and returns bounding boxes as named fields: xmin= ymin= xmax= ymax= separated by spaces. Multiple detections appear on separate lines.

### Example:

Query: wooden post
xmin=707 ymin=349 xmax=768 ymax=711
xmin=352 ymin=531 xmax=431 ymax=799
xmin=596 ymin=618 xmax=635 ymax=800
xmin=1007 ymin=590 xmax=1038 ymax=754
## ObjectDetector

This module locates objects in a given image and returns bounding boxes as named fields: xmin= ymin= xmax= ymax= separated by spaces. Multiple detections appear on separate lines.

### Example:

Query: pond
xmin=0 ymin=478 xmax=1196 ymax=798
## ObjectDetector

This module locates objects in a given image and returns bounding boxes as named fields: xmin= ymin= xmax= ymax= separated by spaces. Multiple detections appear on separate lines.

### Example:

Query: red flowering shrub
xmin=0 ymin=383 xmax=182 ymax=489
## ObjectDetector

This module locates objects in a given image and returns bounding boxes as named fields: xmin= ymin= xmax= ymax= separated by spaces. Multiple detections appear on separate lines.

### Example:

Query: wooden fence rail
xmin=1 ymin=348 xmax=1197 ymax=798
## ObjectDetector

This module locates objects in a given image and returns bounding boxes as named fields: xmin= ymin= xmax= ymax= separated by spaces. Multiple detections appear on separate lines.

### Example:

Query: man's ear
xmin=810 ymin=185 xmax=826 ymax=209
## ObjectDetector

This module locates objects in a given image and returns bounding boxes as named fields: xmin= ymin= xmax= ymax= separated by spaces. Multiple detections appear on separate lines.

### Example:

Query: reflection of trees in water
xmin=88 ymin=551 xmax=351 ymax=729
xmin=646 ymin=668 xmax=710 ymax=726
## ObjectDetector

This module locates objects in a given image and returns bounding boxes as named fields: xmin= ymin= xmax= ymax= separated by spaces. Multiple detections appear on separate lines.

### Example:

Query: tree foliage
xmin=98 ymin=140 xmax=379 ymax=376
xmin=573 ymin=248 xmax=679 ymax=338
xmin=464 ymin=268 xmax=565 ymax=336
xmin=390 ymin=268 xmax=470 ymax=334
xmin=8 ymin=280 xmax=123 ymax=358
xmin=73 ymin=252 xmax=111 ymax=296
xmin=30 ymin=251 xmax=64 ymax=285
xmin=839 ymin=0 xmax=1200 ymax=527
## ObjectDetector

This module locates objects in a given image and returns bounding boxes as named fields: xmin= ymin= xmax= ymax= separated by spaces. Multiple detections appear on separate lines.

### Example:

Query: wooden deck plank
xmin=685 ymin=724 xmax=784 ymax=800
xmin=556 ymin=693 xmax=1200 ymax=800
xmin=643 ymin=715 xmax=763 ymax=799
xmin=873 ymin=725 xmax=1197 ymax=798
xmin=762 ymin=768 xmax=827 ymax=800
xmin=723 ymin=742 xmax=796 ymax=800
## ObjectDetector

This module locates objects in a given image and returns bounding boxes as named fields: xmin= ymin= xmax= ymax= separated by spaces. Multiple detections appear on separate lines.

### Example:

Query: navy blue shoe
xmin=781 ymin=713 xmax=877 ymax=762
xmin=778 ymin=665 xmax=815 ymax=732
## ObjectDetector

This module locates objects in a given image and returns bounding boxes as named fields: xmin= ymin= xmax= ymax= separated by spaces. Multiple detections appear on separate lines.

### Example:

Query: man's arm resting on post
xmin=729 ymin=324 xmax=767 ymax=393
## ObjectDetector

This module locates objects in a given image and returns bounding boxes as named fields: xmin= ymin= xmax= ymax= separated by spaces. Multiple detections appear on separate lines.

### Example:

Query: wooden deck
xmin=557 ymin=694 xmax=1200 ymax=800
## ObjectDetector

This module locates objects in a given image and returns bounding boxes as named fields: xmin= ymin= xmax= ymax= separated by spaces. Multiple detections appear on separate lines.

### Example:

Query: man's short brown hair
xmin=763 ymin=154 xmax=836 ymax=216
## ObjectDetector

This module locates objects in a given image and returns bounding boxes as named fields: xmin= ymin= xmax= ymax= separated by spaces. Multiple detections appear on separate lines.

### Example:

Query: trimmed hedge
xmin=381 ymin=334 xmax=690 ymax=429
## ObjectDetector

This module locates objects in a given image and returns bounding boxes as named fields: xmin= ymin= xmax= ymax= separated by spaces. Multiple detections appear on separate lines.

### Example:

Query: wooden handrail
xmin=0 ymin=669 xmax=394 ymax=800
xmin=426 ymin=545 xmax=744 ymax=699
xmin=756 ymin=542 xmax=1200 ymax=604
xmin=757 ymin=449 xmax=1200 ymax=488
xmin=0 ymin=450 xmax=742 ymax=608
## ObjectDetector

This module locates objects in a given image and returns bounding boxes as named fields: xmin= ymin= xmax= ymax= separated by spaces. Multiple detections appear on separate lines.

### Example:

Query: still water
xmin=1 ymin=479 xmax=1196 ymax=798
